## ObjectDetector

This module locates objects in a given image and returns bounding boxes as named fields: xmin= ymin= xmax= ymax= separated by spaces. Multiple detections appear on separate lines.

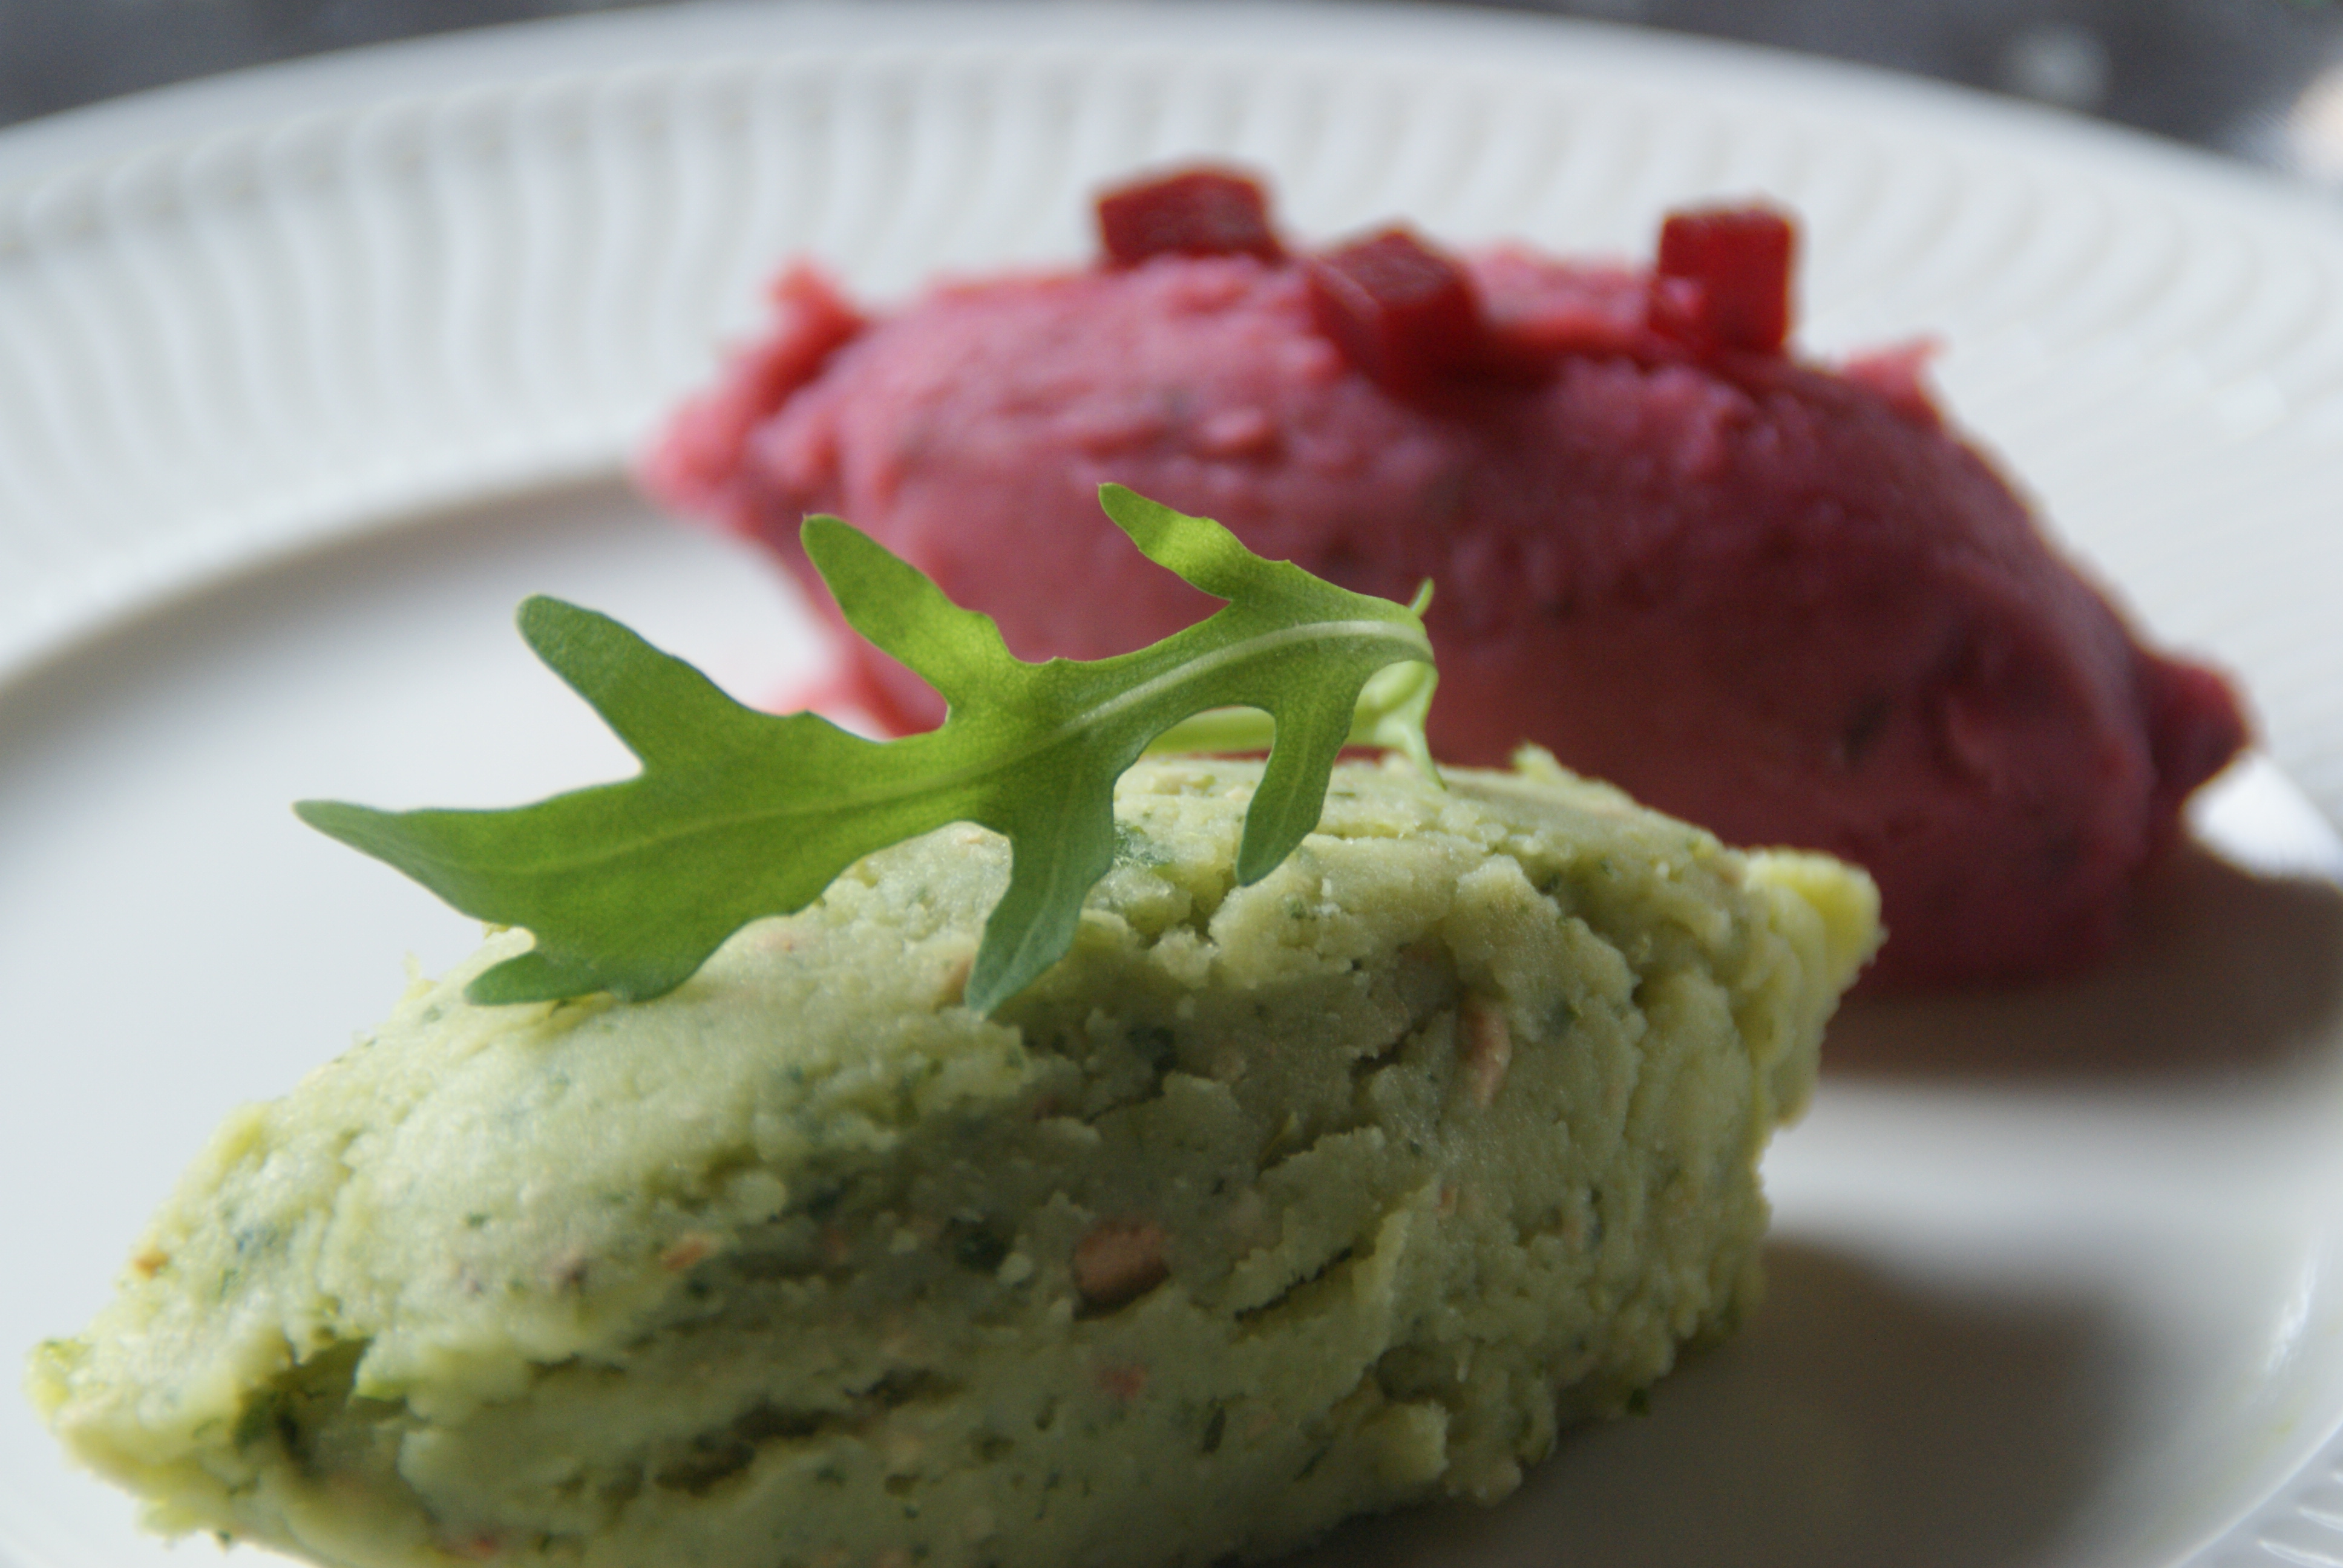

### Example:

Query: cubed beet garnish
xmin=1649 ymin=206 xmax=1796 ymax=354
xmin=1096 ymin=168 xmax=1284 ymax=266
xmin=1306 ymin=227 xmax=1488 ymax=396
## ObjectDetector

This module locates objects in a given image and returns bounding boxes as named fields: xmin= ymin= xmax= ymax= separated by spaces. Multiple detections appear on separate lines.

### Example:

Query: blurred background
xmin=7 ymin=0 xmax=2343 ymax=181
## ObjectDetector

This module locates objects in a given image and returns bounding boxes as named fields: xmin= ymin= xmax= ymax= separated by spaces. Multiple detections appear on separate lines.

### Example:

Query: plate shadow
xmin=1823 ymin=840 xmax=2343 ymax=1083
xmin=1280 ymin=1238 xmax=2131 ymax=1568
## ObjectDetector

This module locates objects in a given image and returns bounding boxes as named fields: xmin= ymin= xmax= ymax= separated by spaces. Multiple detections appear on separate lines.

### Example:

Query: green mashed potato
xmin=30 ymin=753 xmax=1876 ymax=1568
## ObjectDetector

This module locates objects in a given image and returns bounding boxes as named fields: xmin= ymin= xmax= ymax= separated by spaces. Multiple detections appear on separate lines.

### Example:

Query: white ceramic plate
xmin=6 ymin=5 xmax=2343 ymax=1566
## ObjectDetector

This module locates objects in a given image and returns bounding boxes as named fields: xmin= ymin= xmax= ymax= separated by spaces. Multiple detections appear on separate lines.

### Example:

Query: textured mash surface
xmin=31 ymin=756 xmax=1876 ymax=1568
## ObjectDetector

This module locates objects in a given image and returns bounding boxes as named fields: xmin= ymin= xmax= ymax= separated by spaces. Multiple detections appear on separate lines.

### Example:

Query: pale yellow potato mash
xmin=30 ymin=753 xmax=1876 ymax=1568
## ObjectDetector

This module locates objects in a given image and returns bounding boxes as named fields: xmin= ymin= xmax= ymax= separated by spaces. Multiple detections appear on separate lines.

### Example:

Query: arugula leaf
xmin=298 ymin=484 xmax=1437 ymax=1016
xmin=1142 ymin=582 xmax=1438 ymax=776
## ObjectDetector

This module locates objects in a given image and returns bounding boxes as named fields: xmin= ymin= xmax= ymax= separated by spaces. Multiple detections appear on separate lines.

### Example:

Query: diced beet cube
xmin=1306 ymin=227 xmax=1488 ymax=396
xmin=1650 ymin=206 xmax=1797 ymax=353
xmin=1641 ymin=273 xmax=1706 ymax=345
xmin=1096 ymin=168 xmax=1283 ymax=266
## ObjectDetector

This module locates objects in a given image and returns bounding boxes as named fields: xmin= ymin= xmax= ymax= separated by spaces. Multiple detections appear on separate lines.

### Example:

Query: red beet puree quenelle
xmin=644 ymin=168 xmax=2249 ymax=990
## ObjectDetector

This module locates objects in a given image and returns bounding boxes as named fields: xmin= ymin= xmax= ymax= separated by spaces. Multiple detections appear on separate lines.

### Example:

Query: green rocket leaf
xmin=1142 ymin=582 xmax=1438 ymax=777
xmin=297 ymin=484 xmax=1437 ymax=1016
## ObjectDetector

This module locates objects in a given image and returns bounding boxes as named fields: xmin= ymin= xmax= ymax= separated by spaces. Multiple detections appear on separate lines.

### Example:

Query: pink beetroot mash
xmin=643 ymin=169 xmax=2248 ymax=990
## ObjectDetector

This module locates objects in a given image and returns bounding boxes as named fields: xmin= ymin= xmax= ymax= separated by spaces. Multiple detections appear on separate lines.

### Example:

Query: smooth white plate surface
xmin=5 ymin=5 xmax=2343 ymax=1567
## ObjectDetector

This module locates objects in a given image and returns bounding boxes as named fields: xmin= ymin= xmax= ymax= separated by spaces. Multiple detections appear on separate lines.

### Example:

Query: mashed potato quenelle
xmin=31 ymin=754 xmax=1876 ymax=1568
